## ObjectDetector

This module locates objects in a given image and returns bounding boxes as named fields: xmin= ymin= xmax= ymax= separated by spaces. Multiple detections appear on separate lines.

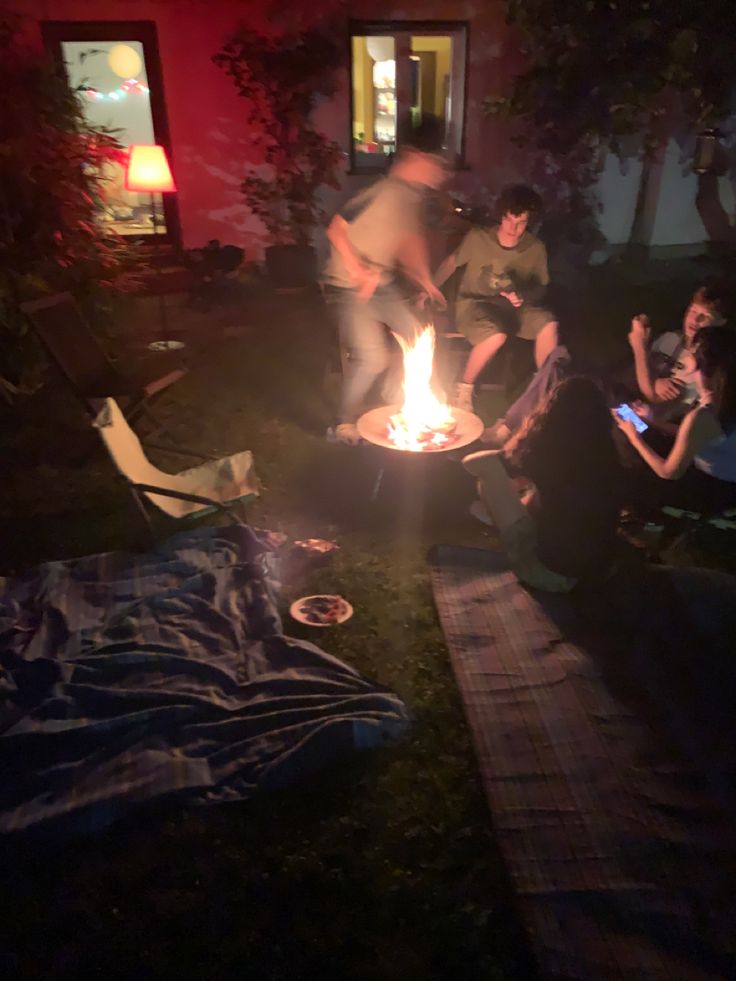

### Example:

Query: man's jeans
xmin=326 ymin=284 xmax=422 ymax=425
xmin=503 ymin=345 xmax=572 ymax=434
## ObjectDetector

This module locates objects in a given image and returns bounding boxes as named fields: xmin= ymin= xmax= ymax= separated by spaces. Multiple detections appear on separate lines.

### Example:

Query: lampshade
xmin=125 ymin=145 xmax=176 ymax=193
xmin=366 ymin=36 xmax=394 ymax=63
xmin=108 ymin=44 xmax=142 ymax=79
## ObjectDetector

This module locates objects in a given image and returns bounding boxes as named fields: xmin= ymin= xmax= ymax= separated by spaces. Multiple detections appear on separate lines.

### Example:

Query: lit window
xmin=43 ymin=22 xmax=179 ymax=245
xmin=350 ymin=23 xmax=467 ymax=171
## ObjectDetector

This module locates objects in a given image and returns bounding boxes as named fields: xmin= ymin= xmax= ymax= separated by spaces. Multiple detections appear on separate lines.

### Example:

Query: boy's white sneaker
xmin=452 ymin=382 xmax=475 ymax=413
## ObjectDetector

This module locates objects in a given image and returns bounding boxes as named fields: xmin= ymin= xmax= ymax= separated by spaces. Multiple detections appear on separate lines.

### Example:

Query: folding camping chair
xmin=21 ymin=292 xmax=187 ymax=432
xmin=93 ymin=398 xmax=260 ymax=541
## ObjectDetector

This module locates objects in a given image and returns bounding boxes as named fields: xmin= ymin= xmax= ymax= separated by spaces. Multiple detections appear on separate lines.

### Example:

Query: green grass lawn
xmin=2 ymin=257 xmax=735 ymax=980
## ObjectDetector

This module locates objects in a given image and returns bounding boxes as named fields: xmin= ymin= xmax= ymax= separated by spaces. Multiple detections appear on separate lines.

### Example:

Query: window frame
xmin=348 ymin=20 xmax=469 ymax=175
xmin=41 ymin=19 xmax=181 ymax=248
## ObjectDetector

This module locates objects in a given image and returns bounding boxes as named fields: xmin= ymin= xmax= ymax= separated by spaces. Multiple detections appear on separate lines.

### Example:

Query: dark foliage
xmin=0 ymin=10 xmax=138 ymax=400
xmin=214 ymin=21 xmax=345 ymax=246
xmin=485 ymin=1 xmax=736 ymax=251
xmin=488 ymin=0 xmax=736 ymax=156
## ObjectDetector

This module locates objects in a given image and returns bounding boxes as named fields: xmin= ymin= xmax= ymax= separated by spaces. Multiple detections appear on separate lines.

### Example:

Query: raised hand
xmin=628 ymin=314 xmax=650 ymax=348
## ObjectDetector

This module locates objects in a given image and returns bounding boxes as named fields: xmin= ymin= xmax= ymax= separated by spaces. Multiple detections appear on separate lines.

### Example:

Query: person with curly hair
xmin=434 ymin=184 xmax=559 ymax=413
xmin=463 ymin=376 xmax=623 ymax=592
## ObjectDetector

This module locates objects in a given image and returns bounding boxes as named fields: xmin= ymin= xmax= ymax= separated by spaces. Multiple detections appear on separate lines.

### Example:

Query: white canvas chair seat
xmin=94 ymin=398 xmax=259 ymax=518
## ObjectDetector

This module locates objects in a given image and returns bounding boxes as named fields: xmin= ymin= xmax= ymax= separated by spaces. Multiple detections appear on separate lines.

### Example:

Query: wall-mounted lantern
xmin=693 ymin=128 xmax=722 ymax=175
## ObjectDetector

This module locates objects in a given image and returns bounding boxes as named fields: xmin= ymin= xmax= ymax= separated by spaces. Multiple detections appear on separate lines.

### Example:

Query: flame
xmin=387 ymin=324 xmax=456 ymax=451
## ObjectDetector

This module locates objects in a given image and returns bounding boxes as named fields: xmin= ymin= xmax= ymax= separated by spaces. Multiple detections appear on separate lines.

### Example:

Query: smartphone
xmin=615 ymin=402 xmax=649 ymax=433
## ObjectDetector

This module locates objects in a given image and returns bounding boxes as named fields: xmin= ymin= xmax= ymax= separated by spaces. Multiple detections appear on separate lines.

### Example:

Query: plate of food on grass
xmin=290 ymin=594 xmax=353 ymax=627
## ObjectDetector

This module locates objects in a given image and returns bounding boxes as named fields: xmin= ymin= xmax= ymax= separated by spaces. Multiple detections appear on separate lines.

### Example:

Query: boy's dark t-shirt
xmin=455 ymin=225 xmax=550 ymax=305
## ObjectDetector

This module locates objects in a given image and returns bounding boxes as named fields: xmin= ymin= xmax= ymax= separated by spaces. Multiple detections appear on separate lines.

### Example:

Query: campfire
xmin=357 ymin=324 xmax=483 ymax=453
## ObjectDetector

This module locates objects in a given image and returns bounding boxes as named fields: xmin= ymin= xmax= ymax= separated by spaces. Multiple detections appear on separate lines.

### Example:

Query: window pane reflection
xmin=352 ymin=35 xmax=396 ymax=170
xmin=62 ymin=40 xmax=167 ymax=236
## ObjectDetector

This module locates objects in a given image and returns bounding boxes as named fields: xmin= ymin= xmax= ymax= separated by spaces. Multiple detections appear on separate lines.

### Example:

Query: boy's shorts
xmin=456 ymin=296 xmax=554 ymax=346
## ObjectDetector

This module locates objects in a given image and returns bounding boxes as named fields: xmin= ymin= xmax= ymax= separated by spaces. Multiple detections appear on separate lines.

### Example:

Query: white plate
xmin=290 ymin=594 xmax=353 ymax=627
xmin=148 ymin=340 xmax=186 ymax=352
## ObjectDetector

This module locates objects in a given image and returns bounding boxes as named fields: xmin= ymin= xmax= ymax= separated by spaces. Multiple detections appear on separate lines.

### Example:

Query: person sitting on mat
xmin=463 ymin=376 xmax=623 ymax=593
xmin=615 ymin=324 xmax=736 ymax=518
xmin=434 ymin=184 xmax=559 ymax=413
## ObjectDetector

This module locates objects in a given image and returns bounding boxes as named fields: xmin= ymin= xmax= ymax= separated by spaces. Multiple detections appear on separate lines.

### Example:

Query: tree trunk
xmin=625 ymin=142 xmax=666 ymax=259
xmin=625 ymin=94 xmax=674 ymax=258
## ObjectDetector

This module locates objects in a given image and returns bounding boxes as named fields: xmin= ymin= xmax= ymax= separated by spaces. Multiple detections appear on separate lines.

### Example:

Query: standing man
xmin=434 ymin=185 xmax=558 ymax=412
xmin=323 ymin=116 xmax=448 ymax=445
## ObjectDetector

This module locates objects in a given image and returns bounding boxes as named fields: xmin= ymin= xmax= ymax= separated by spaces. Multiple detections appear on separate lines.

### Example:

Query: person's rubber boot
xmin=501 ymin=518 xmax=575 ymax=593
xmin=452 ymin=381 xmax=475 ymax=413
xmin=469 ymin=499 xmax=495 ymax=527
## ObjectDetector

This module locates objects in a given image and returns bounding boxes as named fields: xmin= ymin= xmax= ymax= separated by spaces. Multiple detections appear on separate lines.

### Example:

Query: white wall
xmin=595 ymin=152 xmax=642 ymax=246
xmin=651 ymin=139 xmax=735 ymax=245
xmin=595 ymin=135 xmax=736 ymax=247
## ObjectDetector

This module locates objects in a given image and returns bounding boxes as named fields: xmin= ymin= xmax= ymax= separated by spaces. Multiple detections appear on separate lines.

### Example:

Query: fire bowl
xmin=357 ymin=404 xmax=484 ymax=453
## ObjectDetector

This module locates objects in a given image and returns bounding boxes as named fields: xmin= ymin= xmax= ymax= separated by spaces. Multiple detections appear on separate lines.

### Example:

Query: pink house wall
xmin=17 ymin=0 xmax=520 ymax=256
xmin=14 ymin=0 xmax=720 ymax=254
xmin=20 ymin=0 xmax=272 ymax=253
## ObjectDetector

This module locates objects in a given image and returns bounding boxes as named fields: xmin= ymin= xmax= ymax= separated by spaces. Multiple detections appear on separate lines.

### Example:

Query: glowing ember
xmin=387 ymin=325 xmax=457 ymax=452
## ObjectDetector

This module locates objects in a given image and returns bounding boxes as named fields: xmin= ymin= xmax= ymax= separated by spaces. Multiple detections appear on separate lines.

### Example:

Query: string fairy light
xmin=83 ymin=78 xmax=150 ymax=102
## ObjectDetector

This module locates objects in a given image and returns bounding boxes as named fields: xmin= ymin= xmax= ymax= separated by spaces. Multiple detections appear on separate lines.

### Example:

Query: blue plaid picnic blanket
xmin=0 ymin=526 xmax=408 ymax=836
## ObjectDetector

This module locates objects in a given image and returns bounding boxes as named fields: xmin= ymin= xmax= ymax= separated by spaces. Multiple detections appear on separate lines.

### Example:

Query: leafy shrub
xmin=214 ymin=21 xmax=344 ymax=246
xmin=0 ymin=11 xmax=138 ymax=400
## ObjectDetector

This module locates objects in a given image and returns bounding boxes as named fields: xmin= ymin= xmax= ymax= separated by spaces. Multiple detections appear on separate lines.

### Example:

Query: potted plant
xmin=215 ymin=21 xmax=344 ymax=288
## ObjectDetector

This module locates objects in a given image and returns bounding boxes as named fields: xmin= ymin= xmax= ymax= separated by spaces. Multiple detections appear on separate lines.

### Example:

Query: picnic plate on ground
xmin=148 ymin=339 xmax=186 ymax=352
xmin=290 ymin=594 xmax=353 ymax=627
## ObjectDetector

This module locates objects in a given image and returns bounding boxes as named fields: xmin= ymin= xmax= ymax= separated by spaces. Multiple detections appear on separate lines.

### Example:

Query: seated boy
xmin=434 ymin=184 xmax=559 ymax=412
xmin=625 ymin=284 xmax=728 ymax=432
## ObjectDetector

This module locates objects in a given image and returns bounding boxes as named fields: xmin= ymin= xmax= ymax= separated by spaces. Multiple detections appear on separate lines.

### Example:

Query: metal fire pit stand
xmin=357 ymin=404 xmax=484 ymax=504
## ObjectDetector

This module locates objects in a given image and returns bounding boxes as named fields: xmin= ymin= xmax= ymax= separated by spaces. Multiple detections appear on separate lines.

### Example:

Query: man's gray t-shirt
xmin=323 ymin=177 xmax=424 ymax=289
